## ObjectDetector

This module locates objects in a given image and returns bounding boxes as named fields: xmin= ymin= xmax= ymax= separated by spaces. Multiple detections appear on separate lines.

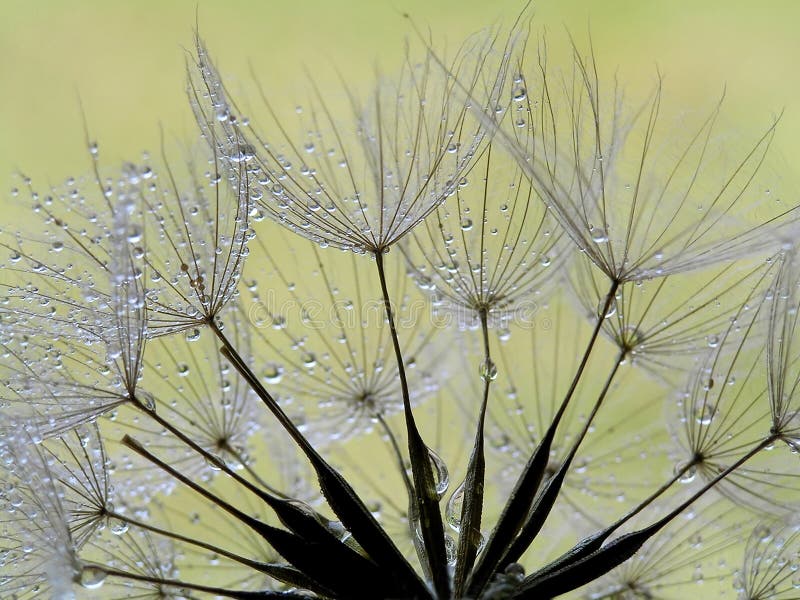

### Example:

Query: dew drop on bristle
xmin=79 ymin=566 xmax=107 ymax=589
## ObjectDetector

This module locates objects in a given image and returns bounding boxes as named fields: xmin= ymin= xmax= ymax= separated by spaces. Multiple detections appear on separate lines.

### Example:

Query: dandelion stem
xmin=528 ymin=460 xmax=692 ymax=582
xmin=132 ymin=396 xmax=297 ymax=513
xmin=515 ymin=435 xmax=778 ymax=598
xmin=121 ymin=435 xmax=394 ymax=598
xmin=467 ymin=278 xmax=619 ymax=597
xmin=106 ymin=510 xmax=314 ymax=589
xmin=374 ymin=248 xmax=451 ymax=599
xmin=499 ymin=349 xmax=627 ymax=571
xmin=83 ymin=564 xmax=315 ymax=599
xmin=376 ymin=413 xmax=434 ymax=580
xmin=121 ymin=434 xmax=275 ymax=530
xmin=210 ymin=318 xmax=432 ymax=600
xmin=224 ymin=442 xmax=289 ymax=499
xmin=454 ymin=307 xmax=492 ymax=596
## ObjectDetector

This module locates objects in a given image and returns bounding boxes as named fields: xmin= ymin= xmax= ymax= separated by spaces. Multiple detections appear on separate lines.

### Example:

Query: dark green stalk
xmin=106 ymin=510 xmax=329 ymax=595
xmin=453 ymin=307 xmax=493 ymax=596
xmin=374 ymin=248 xmax=451 ymax=599
xmin=512 ymin=435 xmax=778 ymax=598
xmin=209 ymin=319 xmax=431 ymax=599
xmin=498 ymin=350 xmax=626 ymax=570
xmin=132 ymin=392 xmax=363 ymax=557
xmin=121 ymin=435 xmax=396 ymax=599
xmin=377 ymin=413 xmax=432 ymax=582
xmin=527 ymin=461 xmax=692 ymax=582
xmin=467 ymin=279 xmax=619 ymax=597
xmin=83 ymin=564 xmax=315 ymax=599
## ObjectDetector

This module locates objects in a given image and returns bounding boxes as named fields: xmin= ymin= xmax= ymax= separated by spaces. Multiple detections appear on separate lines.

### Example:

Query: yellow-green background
xmin=3 ymin=0 xmax=800 ymax=191
xmin=2 ymin=1 xmax=800 ymax=597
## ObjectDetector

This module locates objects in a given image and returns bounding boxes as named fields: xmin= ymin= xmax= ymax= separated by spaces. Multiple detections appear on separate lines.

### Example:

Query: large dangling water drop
xmin=427 ymin=447 xmax=450 ymax=499
xmin=79 ymin=565 xmax=108 ymax=589
xmin=445 ymin=481 xmax=465 ymax=532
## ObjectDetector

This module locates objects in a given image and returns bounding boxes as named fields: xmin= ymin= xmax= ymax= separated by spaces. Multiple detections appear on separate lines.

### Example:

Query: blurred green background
xmin=2 ymin=1 xmax=800 ymax=597
xmin=2 ymin=0 xmax=800 ymax=193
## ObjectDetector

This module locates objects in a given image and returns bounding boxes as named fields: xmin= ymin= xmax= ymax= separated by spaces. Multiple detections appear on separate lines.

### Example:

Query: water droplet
xmin=80 ymin=565 xmax=107 ymax=589
xmin=446 ymin=481 xmax=465 ymax=532
xmin=127 ymin=226 xmax=142 ymax=244
xmin=461 ymin=218 xmax=473 ymax=231
xmin=137 ymin=391 xmax=157 ymax=412
xmin=186 ymin=329 xmax=201 ymax=342
xmin=695 ymin=403 xmax=715 ymax=425
xmin=754 ymin=524 xmax=772 ymax=542
xmin=108 ymin=516 xmax=129 ymax=535
xmin=598 ymin=297 xmax=617 ymax=319
xmin=590 ymin=226 xmax=608 ymax=243
xmin=427 ymin=447 xmax=449 ymax=499
xmin=573 ymin=458 xmax=589 ymax=473
xmin=177 ymin=364 xmax=190 ymax=377
xmin=301 ymin=352 xmax=317 ymax=368
xmin=231 ymin=144 xmax=256 ymax=163
xmin=707 ymin=335 xmax=720 ymax=348
xmin=204 ymin=454 xmax=225 ymax=471
xmin=675 ymin=461 xmax=696 ymax=483
xmin=479 ymin=358 xmax=498 ymax=381
xmin=504 ymin=563 xmax=525 ymax=580
xmin=262 ymin=363 xmax=284 ymax=384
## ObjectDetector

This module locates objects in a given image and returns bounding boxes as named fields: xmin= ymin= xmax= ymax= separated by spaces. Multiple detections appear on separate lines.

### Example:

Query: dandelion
xmin=140 ymin=149 xmax=254 ymax=337
xmin=766 ymin=250 xmax=800 ymax=451
xmin=569 ymin=253 xmax=780 ymax=375
xmin=487 ymin=43 xmax=798 ymax=283
xmin=0 ymin=424 xmax=80 ymax=599
xmin=4 ymin=11 xmax=800 ymax=600
xmin=81 ymin=532 xmax=185 ymax=598
xmin=245 ymin=230 xmax=443 ymax=443
xmin=735 ymin=518 xmax=800 ymax=600
xmin=670 ymin=277 xmax=800 ymax=514
xmin=188 ymin=33 xmax=511 ymax=255
xmin=121 ymin=315 xmax=265 ymax=480
xmin=402 ymin=134 xmax=565 ymax=330
xmin=0 ymin=213 xmax=151 ymax=437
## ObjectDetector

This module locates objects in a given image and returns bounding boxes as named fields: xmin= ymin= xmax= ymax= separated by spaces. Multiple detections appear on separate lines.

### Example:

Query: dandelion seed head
xmin=669 ymin=289 xmax=800 ymax=514
xmin=403 ymin=135 xmax=567 ymax=324
xmin=571 ymin=253 xmax=777 ymax=373
xmin=737 ymin=517 xmax=800 ymax=599
xmin=189 ymin=33 xmax=513 ymax=255
xmin=765 ymin=250 xmax=800 ymax=446
xmin=247 ymin=232 xmax=445 ymax=443
xmin=0 ymin=423 xmax=80 ymax=599
xmin=490 ymin=59 xmax=799 ymax=283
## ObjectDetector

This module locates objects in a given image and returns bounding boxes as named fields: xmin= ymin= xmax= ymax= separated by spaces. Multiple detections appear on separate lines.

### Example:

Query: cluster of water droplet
xmin=404 ymin=127 xmax=564 ymax=326
xmin=189 ymin=37 xmax=494 ymax=256
xmin=734 ymin=520 xmax=800 ymax=598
